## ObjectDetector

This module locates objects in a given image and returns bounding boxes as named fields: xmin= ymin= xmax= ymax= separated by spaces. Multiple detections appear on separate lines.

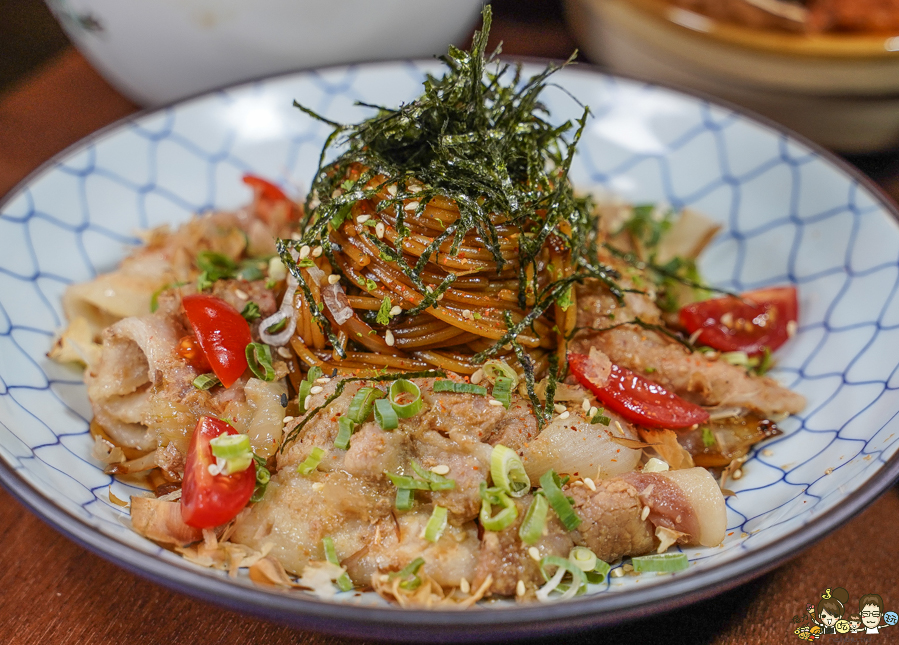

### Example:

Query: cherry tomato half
xmin=568 ymin=352 xmax=709 ymax=429
xmin=242 ymin=174 xmax=289 ymax=202
xmin=182 ymin=294 xmax=251 ymax=388
xmin=181 ymin=416 xmax=256 ymax=528
xmin=679 ymin=286 xmax=797 ymax=356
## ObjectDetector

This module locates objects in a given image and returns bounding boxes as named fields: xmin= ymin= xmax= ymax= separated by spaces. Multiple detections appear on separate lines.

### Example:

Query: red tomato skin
xmin=181 ymin=416 xmax=256 ymax=529
xmin=568 ymin=353 xmax=709 ymax=429
xmin=182 ymin=294 xmax=251 ymax=388
xmin=242 ymin=174 xmax=288 ymax=202
xmin=679 ymin=286 xmax=797 ymax=356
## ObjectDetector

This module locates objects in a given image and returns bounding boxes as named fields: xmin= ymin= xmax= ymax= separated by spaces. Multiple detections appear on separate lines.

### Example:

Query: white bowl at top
xmin=565 ymin=0 xmax=899 ymax=153
xmin=44 ymin=0 xmax=484 ymax=106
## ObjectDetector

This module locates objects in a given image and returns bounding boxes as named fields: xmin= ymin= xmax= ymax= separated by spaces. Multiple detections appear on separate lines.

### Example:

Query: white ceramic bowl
xmin=44 ymin=0 xmax=483 ymax=106
xmin=565 ymin=0 xmax=899 ymax=153
xmin=2 ymin=60 xmax=899 ymax=639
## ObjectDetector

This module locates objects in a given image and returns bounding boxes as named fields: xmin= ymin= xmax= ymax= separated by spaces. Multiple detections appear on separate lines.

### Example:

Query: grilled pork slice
xmin=573 ymin=280 xmax=805 ymax=418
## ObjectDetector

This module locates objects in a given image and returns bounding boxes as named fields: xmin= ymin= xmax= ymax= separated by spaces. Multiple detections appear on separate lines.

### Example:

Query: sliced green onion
xmin=492 ymin=376 xmax=513 ymax=409
xmin=631 ymin=552 xmax=689 ymax=573
xmin=210 ymin=433 xmax=251 ymax=460
xmin=374 ymin=397 xmax=399 ymax=430
xmin=395 ymin=487 xmax=414 ymax=510
xmin=433 ymin=379 xmax=487 ymax=396
xmin=240 ymin=301 xmax=261 ymax=322
xmin=347 ymin=387 xmax=385 ymax=424
xmin=720 ymin=351 xmax=750 ymax=367
xmin=297 ymin=447 xmax=326 ymax=475
xmin=250 ymin=454 xmax=270 ymax=502
xmin=537 ymin=555 xmax=587 ymax=602
xmin=569 ymin=546 xmax=597 ymax=572
xmin=245 ymin=342 xmax=276 ymax=381
xmin=307 ymin=365 xmax=324 ymax=382
xmin=590 ymin=407 xmax=611 ymax=425
xmin=386 ymin=472 xmax=431 ymax=490
xmin=490 ymin=444 xmax=530 ymax=497
xmin=389 ymin=379 xmax=423 ymax=418
xmin=322 ymin=536 xmax=354 ymax=592
xmin=298 ymin=380 xmax=313 ymax=413
xmin=518 ymin=492 xmax=548 ymax=545
xmin=265 ymin=318 xmax=288 ymax=334
xmin=586 ymin=559 xmax=611 ymax=584
xmin=479 ymin=482 xmax=518 ymax=531
xmin=389 ymin=557 xmax=425 ymax=590
xmin=424 ymin=506 xmax=448 ymax=542
xmin=192 ymin=373 xmax=221 ymax=390
xmin=540 ymin=470 xmax=581 ymax=531
xmin=482 ymin=359 xmax=519 ymax=387
xmin=409 ymin=459 xmax=455 ymax=491
xmin=334 ymin=416 xmax=355 ymax=450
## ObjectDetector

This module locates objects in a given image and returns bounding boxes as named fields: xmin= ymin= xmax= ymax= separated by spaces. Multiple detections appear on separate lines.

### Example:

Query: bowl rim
xmin=591 ymin=0 xmax=899 ymax=58
xmin=2 ymin=57 xmax=899 ymax=640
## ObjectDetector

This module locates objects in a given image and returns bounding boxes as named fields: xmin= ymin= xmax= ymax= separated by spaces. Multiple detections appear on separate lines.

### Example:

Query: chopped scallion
xmin=297 ymin=446 xmax=326 ymax=475
xmin=240 ymin=301 xmax=261 ymax=321
xmin=322 ymin=536 xmax=354 ymax=592
xmin=334 ymin=416 xmax=355 ymax=450
xmin=490 ymin=444 xmax=530 ymax=497
xmin=518 ymin=492 xmax=548 ymax=545
xmin=245 ymin=342 xmax=276 ymax=381
xmin=433 ymin=379 xmax=487 ymax=396
xmin=250 ymin=454 xmax=270 ymax=502
xmin=537 ymin=555 xmax=588 ymax=601
xmin=631 ymin=552 xmax=689 ymax=573
xmin=479 ymin=482 xmax=518 ymax=531
xmin=492 ymin=376 xmax=513 ymax=409
xmin=389 ymin=557 xmax=425 ymax=590
xmin=210 ymin=433 xmax=251 ymax=460
xmin=481 ymin=359 xmax=519 ymax=387
xmin=298 ymin=380 xmax=313 ymax=413
xmin=424 ymin=506 xmax=448 ymax=542
xmin=568 ymin=546 xmax=597 ymax=573
xmin=540 ymin=470 xmax=581 ymax=531
xmin=374 ymin=398 xmax=399 ymax=430
xmin=409 ymin=459 xmax=455 ymax=491
xmin=347 ymin=387 xmax=385 ymax=424
xmin=395 ymin=487 xmax=414 ymax=510
xmin=192 ymin=373 xmax=221 ymax=390
xmin=376 ymin=296 xmax=392 ymax=325
xmin=590 ymin=408 xmax=611 ymax=426
xmin=386 ymin=472 xmax=431 ymax=490
xmin=389 ymin=379 xmax=423 ymax=418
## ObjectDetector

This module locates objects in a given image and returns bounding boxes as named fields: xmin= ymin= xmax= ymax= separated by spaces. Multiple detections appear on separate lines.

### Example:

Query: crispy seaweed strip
xmin=280 ymin=370 xmax=445 ymax=451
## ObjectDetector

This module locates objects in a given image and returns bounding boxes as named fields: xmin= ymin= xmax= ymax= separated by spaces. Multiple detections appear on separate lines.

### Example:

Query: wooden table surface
xmin=2 ymin=25 xmax=899 ymax=645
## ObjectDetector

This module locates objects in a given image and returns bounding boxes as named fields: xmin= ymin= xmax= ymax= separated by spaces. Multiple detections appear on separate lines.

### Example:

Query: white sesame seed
xmin=327 ymin=274 xmax=341 ymax=285
xmin=282 ymin=416 xmax=295 ymax=424
xmin=315 ymin=377 xmax=331 ymax=384
xmin=356 ymin=214 xmax=371 ymax=224
xmin=430 ymin=464 xmax=450 ymax=475
xmin=559 ymin=411 xmax=570 ymax=420
xmin=379 ymin=574 xmax=390 ymax=582
xmin=291 ymin=232 xmax=303 ymax=241
xmin=312 ymin=246 xmax=323 ymax=258
xmin=527 ymin=547 xmax=540 ymax=562
xmin=641 ymin=506 xmax=650 ymax=521
xmin=720 ymin=312 xmax=734 ymax=327
xmin=312 ymin=482 xmax=324 ymax=491
xmin=387 ymin=185 xmax=397 ymax=196
xmin=425 ymin=285 xmax=433 ymax=294
xmin=436 ymin=293 xmax=444 ymax=301
xmin=582 ymin=399 xmax=591 ymax=412
xmin=389 ymin=305 xmax=403 ymax=316
xmin=503 ymin=343 xmax=512 ymax=351
xmin=571 ymin=480 xmax=584 ymax=487
xmin=459 ymin=578 xmax=470 ymax=594
xmin=375 ymin=222 xmax=385 ymax=239
xmin=304 ymin=395 xmax=312 ymax=410
xmin=404 ymin=201 xmax=420 ymax=212
xmin=732 ymin=469 xmax=743 ymax=480
xmin=610 ymin=568 xmax=625 ymax=578
xmin=488 ymin=400 xmax=504 ymax=407
xmin=787 ymin=320 xmax=797 ymax=338
xmin=310 ymin=386 xmax=324 ymax=395
xmin=584 ymin=477 xmax=596 ymax=492
xmin=516 ymin=580 xmax=525 ymax=597
xmin=299 ymin=245 xmax=311 ymax=260
xmin=234 ymin=289 xmax=249 ymax=300
xmin=553 ymin=403 xmax=566 ymax=414
xmin=462 ymin=309 xmax=473 ymax=320
xmin=588 ymin=406 xmax=598 ymax=418
xmin=385 ymin=330 xmax=395 ymax=347
xmin=277 ymin=347 xmax=292 ymax=359
xmin=470 ymin=369 xmax=484 ymax=385
xmin=762 ymin=449 xmax=774 ymax=457
xmin=409 ymin=185 xmax=422 ymax=193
